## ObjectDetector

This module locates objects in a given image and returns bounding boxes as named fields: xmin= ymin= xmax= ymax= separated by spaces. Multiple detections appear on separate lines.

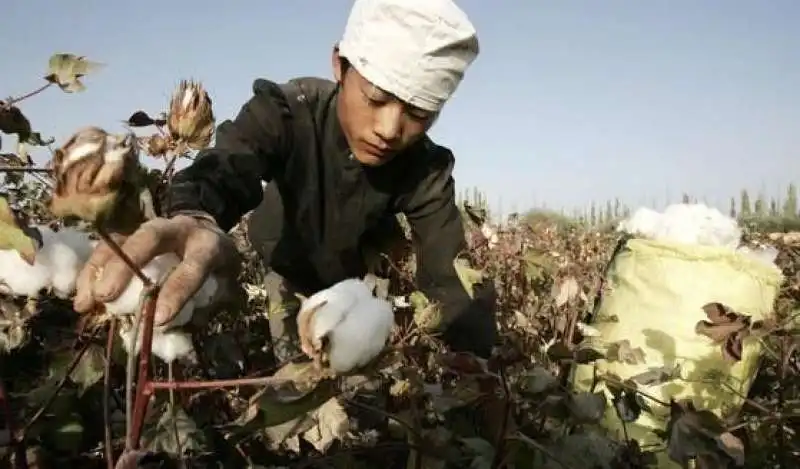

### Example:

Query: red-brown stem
xmin=146 ymin=374 xmax=291 ymax=392
xmin=96 ymin=230 xmax=152 ymax=287
xmin=127 ymin=291 xmax=158 ymax=450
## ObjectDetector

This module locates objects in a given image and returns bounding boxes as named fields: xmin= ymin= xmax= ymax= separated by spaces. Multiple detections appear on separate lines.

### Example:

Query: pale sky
xmin=1 ymin=0 xmax=798 ymax=217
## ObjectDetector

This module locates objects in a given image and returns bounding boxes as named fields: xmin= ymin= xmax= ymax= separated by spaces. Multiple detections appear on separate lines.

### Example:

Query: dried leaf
xmin=0 ymin=321 xmax=28 ymax=352
xmin=629 ymin=364 xmax=681 ymax=387
xmin=300 ymin=397 xmax=351 ymax=453
xmin=0 ymin=103 xmax=32 ymax=136
xmin=437 ymin=351 xmax=488 ymax=375
xmin=552 ymin=276 xmax=580 ymax=308
xmin=44 ymin=53 xmax=104 ymax=93
xmin=517 ymin=366 xmax=558 ymax=395
xmin=612 ymin=390 xmax=642 ymax=423
xmin=665 ymin=399 xmax=745 ymax=466
xmin=574 ymin=347 xmax=605 ymax=364
xmin=126 ymin=111 xmax=166 ymax=128
xmin=695 ymin=302 xmax=755 ymax=363
xmin=606 ymin=339 xmax=647 ymax=365
xmin=0 ymin=195 xmax=38 ymax=264
xmin=567 ymin=391 xmax=607 ymax=423
xmin=546 ymin=341 xmax=573 ymax=362
xmin=142 ymin=406 xmax=207 ymax=455
xmin=462 ymin=202 xmax=487 ymax=226
xmin=253 ymin=361 xmax=336 ymax=428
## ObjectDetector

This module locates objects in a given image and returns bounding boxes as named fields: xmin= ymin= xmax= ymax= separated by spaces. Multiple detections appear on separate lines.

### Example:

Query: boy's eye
xmin=360 ymin=82 xmax=433 ymax=122
xmin=406 ymin=107 xmax=433 ymax=121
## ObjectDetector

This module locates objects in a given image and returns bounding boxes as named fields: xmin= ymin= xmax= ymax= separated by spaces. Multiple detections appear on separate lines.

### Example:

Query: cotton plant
xmin=46 ymin=123 xmax=222 ymax=364
xmin=108 ymin=252 xmax=220 ymax=363
xmin=296 ymin=277 xmax=395 ymax=374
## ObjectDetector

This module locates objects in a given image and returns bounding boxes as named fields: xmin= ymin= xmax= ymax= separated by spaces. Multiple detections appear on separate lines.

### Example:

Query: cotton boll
xmin=0 ymin=225 xmax=93 ymax=298
xmin=300 ymin=278 xmax=394 ymax=374
xmin=305 ymin=278 xmax=372 ymax=342
xmin=0 ymin=249 xmax=51 ymax=297
xmin=119 ymin=325 xmax=195 ymax=363
xmin=104 ymin=253 xmax=181 ymax=316
xmin=40 ymin=227 xmax=94 ymax=298
xmin=326 ymin=294 xmax=394 ymax=373
xmin=151 ymin=331 xmax=195 ymax=363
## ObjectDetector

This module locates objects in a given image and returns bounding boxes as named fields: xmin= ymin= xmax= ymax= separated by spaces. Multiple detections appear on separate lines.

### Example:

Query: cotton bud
xmin=145 ymin=134 xmax=170 ymax=158
xmin=167 ymin=80 xmax=214 ymax=150
xmin=50 ymin=127 xmax=139 ymax=224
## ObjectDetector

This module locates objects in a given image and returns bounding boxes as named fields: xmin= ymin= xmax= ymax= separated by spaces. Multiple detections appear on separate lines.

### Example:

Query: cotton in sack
xmin=570 ymin=203 xmax=783 ymax=468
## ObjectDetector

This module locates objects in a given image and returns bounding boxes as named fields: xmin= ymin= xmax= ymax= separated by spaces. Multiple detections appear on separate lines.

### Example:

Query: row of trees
xmin=457 ymin=184 xmax=800 ymax=233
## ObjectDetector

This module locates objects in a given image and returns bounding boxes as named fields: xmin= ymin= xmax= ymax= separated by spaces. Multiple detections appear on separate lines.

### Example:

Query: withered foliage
xmin=0 ymin=53 xmax=797 ymax=469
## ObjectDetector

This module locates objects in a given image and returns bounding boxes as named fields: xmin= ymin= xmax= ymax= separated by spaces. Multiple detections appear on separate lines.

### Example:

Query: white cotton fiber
xmin=617 ymin=202 xmax=778 ymax=269
xmin=0 ymin=226 xmax=94 ymax=298
xmin=299 ymin=278 xmax=395 ymax=373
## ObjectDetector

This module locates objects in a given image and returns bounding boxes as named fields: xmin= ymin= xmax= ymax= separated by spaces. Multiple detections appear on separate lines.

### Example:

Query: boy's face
xmin=333 ymin=48 xmax=438 ymax=167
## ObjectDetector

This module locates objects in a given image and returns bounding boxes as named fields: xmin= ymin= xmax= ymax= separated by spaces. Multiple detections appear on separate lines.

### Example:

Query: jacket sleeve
xmin=395 ymin=142 xmax=496 ymax=357
xmin=164 ymin=79 xmax=291 ymax=232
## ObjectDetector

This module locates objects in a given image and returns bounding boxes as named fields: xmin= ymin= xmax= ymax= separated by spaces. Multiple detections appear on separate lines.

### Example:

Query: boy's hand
xmin=73 ymin=214 xmax=241 ymax=325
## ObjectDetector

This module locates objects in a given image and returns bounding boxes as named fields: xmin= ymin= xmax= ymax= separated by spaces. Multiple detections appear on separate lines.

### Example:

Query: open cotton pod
xmin=49 ymin=126 xmax=141 ymax=225
xmin=103 ymin=252 xmax=219 ymax=329
xmin=297 ymin=278 xmax=394 ymax=374
xmin=0 ymin=225 xmax=94 ymax=298
xmin=118 ymin=322 xmax=196 ymax=364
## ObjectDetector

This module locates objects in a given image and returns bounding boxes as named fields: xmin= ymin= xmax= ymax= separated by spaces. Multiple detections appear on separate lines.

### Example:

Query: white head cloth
xmin=338 ymin=0 xmax=480 ymax=113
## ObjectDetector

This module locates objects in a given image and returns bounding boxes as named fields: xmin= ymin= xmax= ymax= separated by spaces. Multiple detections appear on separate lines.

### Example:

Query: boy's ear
xmin=332 ymin=44 xmax=344 ymax=83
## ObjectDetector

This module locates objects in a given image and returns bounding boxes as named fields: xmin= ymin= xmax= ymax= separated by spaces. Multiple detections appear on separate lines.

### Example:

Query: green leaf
xmin=69 ymin=345 xmax=106 ymax=395
xmin=45 ymin=412 xmax=84 ymax=454
xmin=453 ymin=256 xmax=484 ymax=299
xmin=23 ymin=131 xmax=55 ymax=146
xmin=0 ymin=196 xmax=38 ymax=264
xmin=459 ymin=437 xmax=495 ymax=469
xmin=44 ymin=53 xmax=104 ymax=93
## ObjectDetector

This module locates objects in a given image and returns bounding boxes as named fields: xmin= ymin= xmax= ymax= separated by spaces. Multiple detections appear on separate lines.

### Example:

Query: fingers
xmin=94 ymin=219 xmax=181 ymax=302
xmin=73 ymin=233 xmax=126 ymax=313
xmin=153 ymin=231 xmax=219 ymax=326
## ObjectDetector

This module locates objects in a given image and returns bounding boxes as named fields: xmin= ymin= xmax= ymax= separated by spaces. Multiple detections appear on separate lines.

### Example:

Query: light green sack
xmin=570 ymin=238 xmax=783 ymax=467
